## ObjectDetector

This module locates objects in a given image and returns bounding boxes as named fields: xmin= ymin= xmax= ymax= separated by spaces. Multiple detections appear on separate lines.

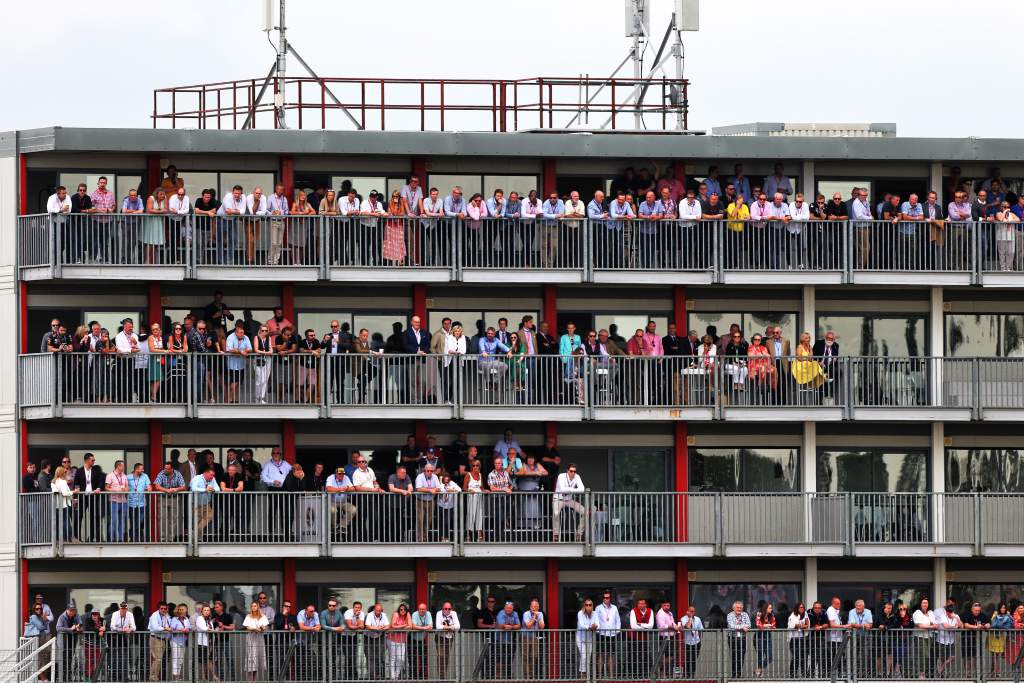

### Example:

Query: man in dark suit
xmin=812 ymin=331 xmax=841 ymax=402
xmin=322 ymin=319 xmax=353 ymax=403
xmin=400 ymin=315 xmax=430 ymax=402
xmin=72 ymin=453 xmax=106 ymax=541
xmin=682 ymin=329 xmax=701 ymax=357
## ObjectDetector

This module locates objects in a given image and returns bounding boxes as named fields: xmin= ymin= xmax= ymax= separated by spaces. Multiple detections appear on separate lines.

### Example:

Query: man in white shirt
xmin=679 ymin=605 xmax=704 ymax=679
xmin=912 ymin=598 xmax=936 ymax=678
xmin=325 ymin=467 xmax=357 ymax=534
xmin=363 ymin=604 xmax=389 ymax=680
xmin=851 ymin=187 xmax=874 ymax=269
xmin=216 ymin=185 xmax=247 ymax=264
xmin=358 ymin=191 xmax=387 ymax=265
xmin=168 ymin=186 xmax=192 ymax=246
xmin=764 ymin=163 xmax=793 ymax=199
xmin=266 ymin=183 xmax=290 ymax=266
xmin=553 ymin=464 xmax=587 ymax=541
xmin=787 ymin=192 xmax=811 ymax=269
xmin=594 ymin=591 xmax=621 ymax=677
xmin=109 ymin=597 xmax=137 ymax=680
xmin=244 ymin=187 xmax=269 ymax=264
xmin=434 ymin=602 xmax=460 ymax=678
xmin=261 ymin=446 xmax=292 ymax=538
xmin=112 ymin=318 xmax=146 ymax=402
xmin=764 ymin=192 xmax=792 ymax=270
xmin=933 ymin=599 xmax=962 ymax=676
xmin=413 ymin=464 xmax=441 ymax=542
xmin=628 ymin=599 xmax=655 ymax=678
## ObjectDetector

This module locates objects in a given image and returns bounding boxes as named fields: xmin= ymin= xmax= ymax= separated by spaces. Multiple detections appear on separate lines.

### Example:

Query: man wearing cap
xmin=147 ymin=601 xmax=172 ymax=681
xmin=108 ymin=601 xmax=136 ymax=680
xmin=325 ymin=466 xmax=357 ymax=538
xmin=56 ymin=604 xmax=83 ymax=674
xmin=414 ymin=463 xmax=441 ymax=542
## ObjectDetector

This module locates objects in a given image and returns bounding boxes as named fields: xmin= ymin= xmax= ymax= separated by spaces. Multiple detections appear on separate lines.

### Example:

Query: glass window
xmin=689 ymin=313 xmax=797 ymax=345
xmin=68 ymin=587 xmax=146 ymax=620
xmin=690 ymin=583 xmax=801 ymax=624
xmin=220 ymin=173 xmax=275 ymax=200
xmin=83 ymin=311 xmax=143 ymax=336
xmin=818 ymin=582 xmax=929 ymax=615
xmin=689 ymin=448 xmax=800 ymax=492
xmin=817 ymin=314 xmax=927 ymax=357
xmin=484 ymin=311 xmax=537 ymax=332
xmin=483 ymin=175 xmax=539 ymax=198
xmin=297 ymin=313 xmax=353 ymax=338
xmin=611 ymin=448 xmax=668 ymax=492
xmin=179 ymin=172 xmax=219 ymax=204
xmin=427 ymin=174 xmax=482 ymax=198
xmin=429 ymin=311 xmax=479 ymax=332
xmin=298 ymin=584 xmax=411 ymax=617
xmin=68 ymin=449 xmax=144 ymax=475
xmin=430 ymin=583 xmax=543 ymax=627
xmin=353 ymin=314 xmax=408 ymax=342
xmin=595 ymin=315 xmax=669 ymax=338
xmin=164 ymin=446 xmax=276 ymax=468
xmin=331 ymin=176 xmax=387 ymax=201
xmin=165 ymin=584 xmax=276 ymax=618
xmin=948 ymin=584 xmax=1024 ymax=614
xmin=561 ymin=584 xmax=673 ymax=633
xmin=817 ymin=449 xmax=928 ymax=492
xmin=946 ymin=314 xmax=1024 ymax=357
xmin=60 ymin=173 xmax=141 ymax=203
xmin=817 ymin=181 xmax=871 ymax=205
xmin=946 ymin=448 xmax=1024 ymax=493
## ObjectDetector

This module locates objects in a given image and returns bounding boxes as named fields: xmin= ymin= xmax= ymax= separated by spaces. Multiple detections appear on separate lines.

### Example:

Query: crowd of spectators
xmin=26 ymin=590 xmax=1024 ymax=682
xmin=43 ymin=165 xmax=1024 ymax=272
xmin=39 ymin=305 xmax=852 ymax=408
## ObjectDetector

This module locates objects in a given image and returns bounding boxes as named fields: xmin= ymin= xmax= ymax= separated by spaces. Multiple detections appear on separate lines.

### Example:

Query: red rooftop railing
xmin=152 ymin=76 xmax=689 ymax=132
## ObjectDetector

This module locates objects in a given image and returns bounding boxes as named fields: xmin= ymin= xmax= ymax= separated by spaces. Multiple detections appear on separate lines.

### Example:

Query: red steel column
xmin=149 ymin=560 xmax=163 ymax=612
xmin=673 ymin=285 xmax=687 ymax=334
xmin=415 ymin=559 xmax=429 ymax=607
xmin=282 ymin=421 xmax=296 ymax=464
xmin=282 ymin=558 xmax=297 ymax=606
xmin=675 ymin=558 xmax=689 ymax=620
xmin=146 ymin=155 xmax=161 ymax=197
xmin=280 ymin=155 xmax=295 ymax=200
xmin=148 ymin=419 xmax=164 ymax=613
xmin=546 ymin=557 xmax=560 ymax=678
xmin=673 ymin=160 xmax=687 ymax=191
xmin=281 ymin=283 xmax=295 ymax=327
xmin=543 ymin=285 xmax=557 ymax=332
xmin=542 ymin=160 xmax=557 ymax=197
xmin=148 ymin=283 xmax=162 ymax=328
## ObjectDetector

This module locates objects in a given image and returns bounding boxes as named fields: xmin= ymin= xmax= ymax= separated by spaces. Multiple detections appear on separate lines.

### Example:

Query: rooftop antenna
xmin=568 ymin=0 xmax=698 ymax=131
xmin=248 ymin=0 xmax=362 ymax=130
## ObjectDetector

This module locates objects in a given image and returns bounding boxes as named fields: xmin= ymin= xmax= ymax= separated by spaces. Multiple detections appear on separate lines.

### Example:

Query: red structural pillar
xmin=543 ymin=284 xmax=557 ymax=331
xmin=148 ymin=283 xmax=162 ymax=327
xmin=21 ymin=558 xmax=30 ymax=622
xmin=411 ymin=158 xmax=428 ymax=185
xmin=282 ymin=421 xmax=296 ymax=464
xmin=149 ymin=560 xmax=163 ymax=612
xmin=675 ymin=558 xmax=689 ymax=617
xmin=148 ymin=417 xmax=164 ymax=611
xmin=146 ymin=155 xmax=161 ymax=197
xmin=415 ymin=559 xmax=429 ymax=607
xmin=414 ymin=422 xmax=428 ymax=450
xmin=546 ymin=558 xmax=560 ymax=677
xmin=281 ymin=283 xmax=295 ymax=326
xmin=673 ymin=285 xmax=687 ymax=334
xmin=542 ymin=160 xmax=557 ymax=197
xmin=282 ymin=558 xmax=297 ymax=606
xmin=673 ymin=160 xmax=687 ymax=190
xmin=280 ymin=155 xmax=295 ymax=200
xmin=412 ymin=283 xmax=427 ymax=325
xmin=19 ymin=282 xmax=28 ymax=355
xmin=674 ymin=422 xmax=688 ymax=542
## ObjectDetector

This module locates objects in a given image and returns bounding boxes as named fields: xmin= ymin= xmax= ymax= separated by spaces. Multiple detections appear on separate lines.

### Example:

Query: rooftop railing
xmin=16 ymin=354 xmax=1015 ymax=421
xmin=18 ymin=215 xmax=1023 ymax=284
xmin=44 ymin=627 xmax=1024 ymax=683
xmin=20 ymin=491 xmax=1024 ymax=558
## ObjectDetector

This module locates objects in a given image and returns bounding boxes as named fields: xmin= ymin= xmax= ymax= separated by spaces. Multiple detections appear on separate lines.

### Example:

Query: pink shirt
xmin=656 ymin=609 xmax=676 ymax=634
xmin=641 ymin=332 xmax=664 ymax=357
xmin=105 ymin=471 xmax=128 ymax=503
xmin=467 ymin=202 xmax=489 ymax=220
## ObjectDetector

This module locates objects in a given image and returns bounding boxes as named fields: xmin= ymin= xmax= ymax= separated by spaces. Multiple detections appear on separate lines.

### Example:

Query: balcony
xmin=19 ymin=491 xmax=1024 ymax=559
xmin=18 ymin=215 xmax=1021 ymax=286
xmin=17 ymin=353 xmax=1009 ymax=422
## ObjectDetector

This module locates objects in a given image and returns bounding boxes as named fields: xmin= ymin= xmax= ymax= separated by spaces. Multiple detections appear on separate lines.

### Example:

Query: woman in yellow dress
xmin=791 ymin=332 xmax=825 ymax=389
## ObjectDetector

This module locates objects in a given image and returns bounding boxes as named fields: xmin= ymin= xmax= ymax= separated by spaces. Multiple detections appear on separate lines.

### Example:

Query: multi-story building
xmin=4 ymin=116 xmax=1024 ymax=678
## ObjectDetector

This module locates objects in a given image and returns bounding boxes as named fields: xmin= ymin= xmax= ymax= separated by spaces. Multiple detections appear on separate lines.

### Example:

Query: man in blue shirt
xmin=521 ymin=598 xmax=546 ymax=678
xmin=898 ymin=193 xmax=925 ymax=269
xmin=225 ymin=322 xmax=252 ymax=403
xmin=190 ymin=468 xmax=218 ymax=540
xmin=485 ymin=189 xmax=506 ymax=218
xmin=153 ymin=461 xmax=186 ymax=542
xmin=606 ymin=191 xmax=635 ymax=269
xmin=637 ymin=190 xmax=663 ymax=268
xmin=494 ymin=600 xmax=522 ymax=678
xmin=539 ymin=192 xmax=565 ymax=269
xmin=126 ymin=462 xmax=151 ymax=542
xmin=443 ymin=187 xmax=466 ymax=218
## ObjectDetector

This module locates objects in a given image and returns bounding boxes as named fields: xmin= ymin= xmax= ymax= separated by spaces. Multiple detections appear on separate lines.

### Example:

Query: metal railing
xmin=23 ymin=215 xmax=1024 ymax=283
xmin=22 ymin=492 xmax=1024 ymax=557
xmin=151 ymin=75 xmax=690 ymax=132
xmin=49 ymin=628 xmax=1024 ymax=682
xmin=18 ymin=353 xmax=1024 ymax=418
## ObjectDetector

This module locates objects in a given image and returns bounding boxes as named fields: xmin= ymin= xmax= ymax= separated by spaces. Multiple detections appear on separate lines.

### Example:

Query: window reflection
xmin=817 ymin=449 xmax=928 ymax=493
xmin=946 ymin=449 xmax=1024 ymax=492
xmin=948 ymin=583 xmax=1024 ymax=614
xmin=690 ymin=313 xmax=797 ymax=345
xmin=689 ymin=448 xmax=799 ymax=492
xmin=946 ymin=314 xmax=1024 ymax=357
xmin=690 ymin=583 xmax=800 ymax=625
xmin=817 ymin=315 xmax=927 ymax=356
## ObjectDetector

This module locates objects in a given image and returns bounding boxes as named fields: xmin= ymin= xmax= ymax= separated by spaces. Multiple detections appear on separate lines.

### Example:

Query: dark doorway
xmin=557 ymin=175 xmax=606 ymax=201
xmin=28 ymin=308 xmax=80 ymax=352
xmin=557 ymin=313 xmax=593 ymax=338
xmin=296 ymin=448 xmax=350 ymax=477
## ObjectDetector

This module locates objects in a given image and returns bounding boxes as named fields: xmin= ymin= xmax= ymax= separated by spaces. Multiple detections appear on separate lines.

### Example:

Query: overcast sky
xmin=7 ymin=0 xmax=1022 ymax=137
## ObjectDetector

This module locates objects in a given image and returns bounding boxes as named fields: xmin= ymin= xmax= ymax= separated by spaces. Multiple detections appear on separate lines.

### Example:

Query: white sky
xmin=7 ymin=0 xmax=1023 ymax=137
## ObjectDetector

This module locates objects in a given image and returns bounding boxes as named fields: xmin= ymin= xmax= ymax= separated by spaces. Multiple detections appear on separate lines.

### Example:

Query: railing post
xmin=972 ymin=220 xmax=981 ymax=285
xmin=845 ymin=491 xmax=857 ymax=555
xmin=454 ymin=218 xmax=463 ymax=282
xmin=319 ymin=215 xmax=329 ymax=280
xmin=844 ymin=357 xmax=855 ymax=420
xmin=974 ymin=492 xmax=984 ymax=556
xmin=713 ymin=219 xmax=722 ymax=283
xmin=843 ymin=220 xmax=853 ymax=283
xmin=971 ymin=357 xmax=981 ymax=421
xmin=53 ymin=492 xmax=62 ymax=558
xmin=187 ymin=491 xmax=196 ymax=556
xmin=584 ymin=488 xmax=594 ymax=555
xmin=713 ymin=492 xmax=723 ymax=555
xmin=52 ymin=215 xmax=62 ymax=279
xmin=186 ymin=354 xmax=194 ymax=418
xmin=319 ymin=355 xmax=328 ymax=418
xmin=322 ymin=491 xmax=331 ymax=557
xmin=54 ymin=354 xmax=63 ymax=418
xmin=454 ymin=487 xmax=463 ymax=557
xmin=454 ymin=355 xmax=464 ymax=420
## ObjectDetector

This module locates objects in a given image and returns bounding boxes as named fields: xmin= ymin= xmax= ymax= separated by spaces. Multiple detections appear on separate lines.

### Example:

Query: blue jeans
xmin=109 ymin=501 xmax=127 ymax=542
xmin=216 ymin=217 xmax=239 ymax=264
